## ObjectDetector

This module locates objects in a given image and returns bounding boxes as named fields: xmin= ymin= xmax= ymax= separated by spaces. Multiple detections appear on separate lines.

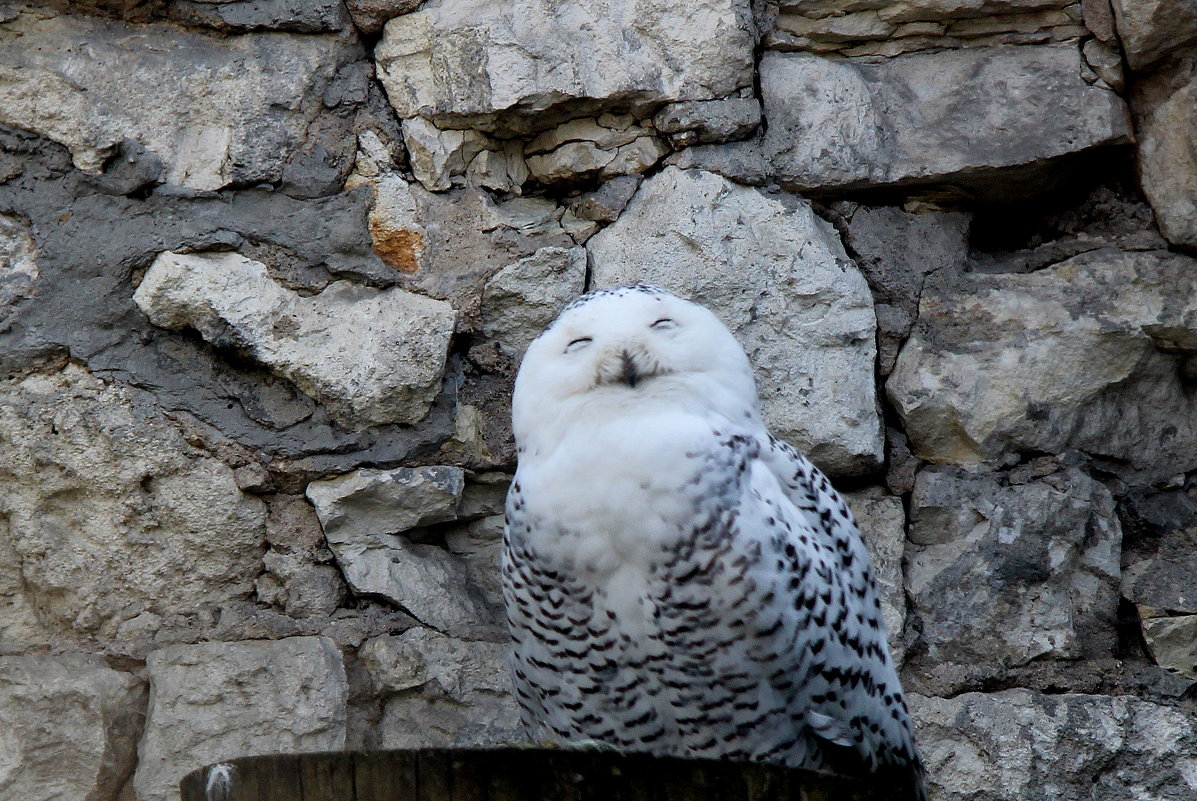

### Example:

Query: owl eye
xmin=651 ymin=318 xmax=678 ymax=330
xmin=564 ymin=337 xmax=593 ymax=353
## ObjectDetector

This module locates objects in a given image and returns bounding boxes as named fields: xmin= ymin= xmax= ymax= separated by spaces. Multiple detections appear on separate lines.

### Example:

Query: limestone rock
xmin=910 ymin=690 xmax=1197 ymax=801
xmin=367 ymin=175 xmax=575 ymax=307
xmin=565 ymin=175 xmax=643 ymax=223
xmin=134 ymin=250 xmax=455 ymax=428
xmin=844 ymin=494 xmax=908 ymax=665
xmin=1111 ymin=0 xmax=1197 ymax=72
xmin=306 ymin=466 xmax=467 ymax=536
xmin=0 ymin=213 xmax=37 ymax=329
xmin=906 ymin=467 xmax=1121 ymax=671
xmin=1133 ymin=56 xmax=1197 ymax=250
xmin=306 ymin=467 xmax=499 ymax=637
xmin=838 ymin=204 xmax=970 ymax=374
xmin=0 ymin=12 xmax=360 ymax=190
xmin=1141 ymin=614 xmax=1197 ymax=680
xmin=359 ymin=627 xmax=521 ymax=748
xmin=887 ymin=248 xmax=1197 ymax=481
xmin=757 ymin=45 xmax=1129 ymax=195
xmin=345 ymin=0 xmax=422 ymax=34
xmin=589 ymin=167 xmax=883 ymax=476
xmin=402 ymin=117 xmax=528 ymax=193
xmin=1119 ymin=486 xmax=1197 ymax=613
xmin=0 ymin=654 xmax=144 ymax=801
xmin=167 ymin=0 xmax=350 ymax=33
xmin=652 ymin=97 xmax=761 ymax=146
xmin=375 ymin=0 xmax=755 ymax=134
xmin=523 ymin=115 xmax=669 ymax=184
xmin=135 ymin=637 xmax=348 ymax=801
xmin=0 ymin=364 xmax=265 ymax=654
xmin=480 ymin=246 xmax=587 ymax=354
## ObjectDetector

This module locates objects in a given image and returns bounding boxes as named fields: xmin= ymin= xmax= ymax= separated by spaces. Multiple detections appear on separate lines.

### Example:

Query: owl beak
xmin=620 ymin=350 xmax=639 ymax=388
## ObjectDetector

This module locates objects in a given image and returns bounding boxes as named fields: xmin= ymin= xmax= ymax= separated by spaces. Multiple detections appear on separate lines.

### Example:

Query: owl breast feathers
xmin=502 ymin=285 xmax=923 ymax=797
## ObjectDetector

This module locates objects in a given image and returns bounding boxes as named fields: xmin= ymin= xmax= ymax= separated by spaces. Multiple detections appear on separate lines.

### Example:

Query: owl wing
xmin=755 ymin=434 xmax=924 ymax=785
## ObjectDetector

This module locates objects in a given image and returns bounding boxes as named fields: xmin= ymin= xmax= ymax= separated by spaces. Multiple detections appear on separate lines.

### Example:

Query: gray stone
xmin=838 ymin=204 xmax=971 ymax=374
xmin=1134 ymin=57 xmax=1197 ymax=250
xmin=443 ymin=514 xmax=506 ymax=613
xmin=910 ymin=690 xmax=1197 ymax=801
xmin=1119 ymin=487 xmax=1197 ymax=613
xmin=652 ymin=98 xmax=761 ymax=146
xmin=306 ymin=466 xmax=467 ymax=536
xmin=757 ymin=45 xmax=1129 ymax=195
xmin=1141 ymin=614 xmax=1197 ymax=680
xmin=565 ymin=175 xmax=643 ymax=223
xmin=480 ymin=246 xmax=588 ymax=355
xmin=844 ymin=494 xmax=908 ymax=666
xmin=375 ymin=0 xmax=755 ymax=134
xmin=135 ymin=637 xmax=348 ymax=801
xmin=0 ymin=12 xmax=360 ymax=191
xmin=906 ymin=467 xmax=1121 ymax=671
xmin=359 ymin=627 xmax=521 ymax=748
xmin=306 ymin=467 xmax=499 ymax=637
xmin=0 ymin=654 xmax=144 ymax=801
xmin=367 ymin=174 xmax=575 ymax=308
xmin=888 ymin=248 xmax=1197 ymax=481
xmin=401 ymin=117 xmax=529 ymax=193
xmin=1112 ymin=0 xmax=1197 ymax=72
xmin=345 ymin=0 xmax=422 ymax=34
xmin=167 ymin=0 xmax=350 ymax=32
xmin=0 ymin=213 xmax=37 ymax=330
xmin=0 ymin=364 xmax=266 ymax=655
xmin=524 ymin=118 xmax=669 ymax=184
xmin=589 ymin=167 xmax=883 ymax=476
xmin=134 ymin=250 xmax=455 ymax=428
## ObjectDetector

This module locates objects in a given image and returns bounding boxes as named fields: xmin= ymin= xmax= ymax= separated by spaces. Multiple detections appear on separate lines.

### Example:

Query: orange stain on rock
xmin=369 ymin=221 xmax=425 ymax=274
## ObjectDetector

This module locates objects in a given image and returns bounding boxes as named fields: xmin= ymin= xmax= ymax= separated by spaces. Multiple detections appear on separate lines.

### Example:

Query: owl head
xmin=512 ymin=285 xmax=760 ymax=450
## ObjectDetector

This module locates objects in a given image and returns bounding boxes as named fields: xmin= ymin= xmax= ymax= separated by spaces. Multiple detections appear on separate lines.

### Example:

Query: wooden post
xmin=180 ymin=748 xmax=919 ymax=801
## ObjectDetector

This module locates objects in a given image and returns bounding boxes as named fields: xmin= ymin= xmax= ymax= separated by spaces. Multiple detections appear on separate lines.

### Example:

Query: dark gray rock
xmin=906 ymin=466 xmax=1121 ymax=674
xmin=1119 ymin=485 xmax=1197 ymax=613
xmin=167 ymin=0 xmax=350 ymax=32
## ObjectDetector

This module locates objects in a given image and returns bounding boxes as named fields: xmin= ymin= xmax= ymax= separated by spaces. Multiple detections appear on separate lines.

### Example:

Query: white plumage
xmin=502 ymin=285 xmax=923 ymax=794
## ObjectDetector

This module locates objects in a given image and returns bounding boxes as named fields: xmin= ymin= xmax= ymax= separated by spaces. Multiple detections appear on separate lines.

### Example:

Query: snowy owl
xmin=502 ymin=285 xmax=923 ymax=794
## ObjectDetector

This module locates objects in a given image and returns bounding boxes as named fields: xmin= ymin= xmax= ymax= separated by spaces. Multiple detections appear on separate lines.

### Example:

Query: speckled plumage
xmin=502 ymin=285 xmax=923 ymax=793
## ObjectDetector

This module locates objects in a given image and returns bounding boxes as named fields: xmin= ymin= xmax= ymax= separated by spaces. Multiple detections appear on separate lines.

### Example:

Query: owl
xmin=501 ymin=285 xmax=923 ymax=796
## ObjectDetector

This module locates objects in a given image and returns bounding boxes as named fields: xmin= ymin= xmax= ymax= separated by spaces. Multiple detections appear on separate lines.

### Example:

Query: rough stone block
xmin=1112 ymin=0 xmax=1197 ymax=72
xmin=906 ymin=467 xmax=1121 ymax=670
xmin=844 ymin=494 xmax=908 ymax=665
xmin=1133 ymin=56 xmax=1197 ymax=250
xmin=0 ymin=654 xmax=144 ymax=801
xmin=0 ymin=12 xmax=360 ymax=190
xmin=375 ymin=0 xmax=755 ymax=133
xmin=135 ymin=636 xmax=348 ymax=801
xmin=481 ymin=246 xmax=588 ymax=355
xmin=0 ymin=365 xmax=265 ymax=654
xmin=1141 ymin=614 xmax=1197 ymax=680
xmin=887 ymin=248 xmax=1197 ymax=481
xmin=757 ymin=45 xmax=1129 ymax=194
xmin=360 ymin=627 xmax=521 ymax=748
xmin=911 ymin=690 xmax=1197 ymax=801
xmin=134 ymin=250 xmax=455 ymax=428
xmin=589 ymin=166 xmax=883 ymax=476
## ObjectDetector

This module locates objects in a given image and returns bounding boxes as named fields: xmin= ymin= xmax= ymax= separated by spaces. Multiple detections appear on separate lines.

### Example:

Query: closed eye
xmin=651 ymin=318 xmax=677 ymax=330
xmin=565 ymin=337 xmax=592 ymax=353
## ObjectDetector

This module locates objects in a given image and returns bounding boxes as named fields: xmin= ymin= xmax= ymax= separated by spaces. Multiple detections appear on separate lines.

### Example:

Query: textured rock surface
xmin=888 ymin=248 xmax=1197 ymax=481
xmin=135 ymin=637 xmax=347 ymax=801
xmin=0 ymin=364 xmax=266 ymax=654
xmin=0 ymin=654 xmax=144 ymax=801
xmin=590 ymin=167 xmax=883 ymax=475
xmin=0 ymin=12 xmax=360 ymax=191
xmin=845 ymin=494 xmax=908 ymax=665
xmin=1112 ymin=0 xmax=1197 ymax=72
xmin=906 ymin=467 xmax=1122 ymax=675
xmin=135 ymin=250 xmax=455 ymax=428
xmin=911 ymin=690 xmax=1197 ymax=801
xmin=756 ymin=45 xmax=1129 ymax=194
xmin=306 ymin=467 xmax=500 ymax=638
xmin=360 ymin=627 xmax=521 ymax=748
xmin=1133 ymin=57 xmax=1197 ymax=250
xmin=0 ymin=1 xmax=1191 ymax=796
xmin=375 ymin=0 xmax=755 ymax=133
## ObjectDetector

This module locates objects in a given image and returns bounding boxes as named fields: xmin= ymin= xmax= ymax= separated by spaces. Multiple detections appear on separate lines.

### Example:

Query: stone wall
xmin=0 ymin=1 xmax=1195 ymax=800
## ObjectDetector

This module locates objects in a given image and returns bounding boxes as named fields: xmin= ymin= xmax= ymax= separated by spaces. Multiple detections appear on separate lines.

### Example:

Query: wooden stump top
xmin=180 ymin=747 xmax=919 ymax=801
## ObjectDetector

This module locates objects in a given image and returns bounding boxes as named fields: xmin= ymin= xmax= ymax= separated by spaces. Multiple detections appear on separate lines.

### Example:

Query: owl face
xmin=512 ymin=285 xmax=759 ymax=447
